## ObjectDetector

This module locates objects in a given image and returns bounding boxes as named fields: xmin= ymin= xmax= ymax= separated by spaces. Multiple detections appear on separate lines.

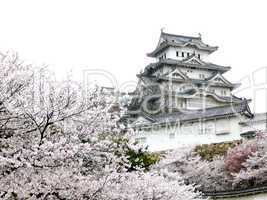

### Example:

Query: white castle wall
xmin=241 ymin=113 xmax=267 ymax=133
xmin=134 ymin=116 xmax=243 ymax=151
xmin=164 ymin=47 xmax=210 ymax=62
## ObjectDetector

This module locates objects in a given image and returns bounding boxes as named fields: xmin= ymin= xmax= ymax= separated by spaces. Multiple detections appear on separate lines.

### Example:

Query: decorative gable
xmin=214 ymin=77 xmax=224 ymax=83
xmin=132 ymin=116 xmax=154 ymax=126
xmin=167 ymin=69 xmax=188 ymax=79
xmin=209 ymin=73 xmax=233 ymax=86
xmin=183 ymin=56 xmax=205 ymax=65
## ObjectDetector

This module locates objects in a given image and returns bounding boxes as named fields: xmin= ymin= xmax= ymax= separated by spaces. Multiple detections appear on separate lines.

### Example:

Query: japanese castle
xmin=124 ymin=31 xmax=265 ymax=151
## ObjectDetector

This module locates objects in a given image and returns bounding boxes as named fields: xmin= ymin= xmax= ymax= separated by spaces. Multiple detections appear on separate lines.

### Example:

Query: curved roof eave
xmin=144 ymin=59 xmax=231 ymax=74
xmin=147 ymin=41 xmax=218 ymax=57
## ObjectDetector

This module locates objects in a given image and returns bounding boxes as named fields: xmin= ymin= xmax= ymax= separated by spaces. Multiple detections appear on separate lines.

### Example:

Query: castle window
xmin=209 ymin=88 xmax=215 ymax=93
xmin=199 ymin=74 xmax=205 ymax=79
xmin=180 ymin=99 xmax=187 ymax=108
xmin=221 ymin=90 xmax=227 ymax=96
xmin=187 ymin=52 xmax=190 ymax=57
xmin=169 ymin=132 xmax=175 ymax=139
xmin=181 ymin=52 xmax=184 ymax=57
xmin=198 ymin=54 xmax=201 ymax=59
xmin=176 ymin=51 xmax=179 ymax=57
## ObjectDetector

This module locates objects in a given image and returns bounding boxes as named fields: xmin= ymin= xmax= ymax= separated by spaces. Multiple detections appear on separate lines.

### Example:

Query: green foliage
xmin=194 ymin=141 xmax=239 ymax=161
xmin=110 ymin=135 xmax=161 ymax=171
xmin=126 ymin=147 xmax=161 ymax=171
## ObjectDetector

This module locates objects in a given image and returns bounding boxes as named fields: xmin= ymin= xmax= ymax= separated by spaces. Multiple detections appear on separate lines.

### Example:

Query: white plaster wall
xmin=133 ymin=116 xmax=243 ymax=151
xmin=242 ymin=121 xmax=267 ymax=133
xmin=241 ymin=113 xmax=267 ymax=133
xmin=152 ymin=62 xmax=216 ymax=83
xmin=165 ymin=47 xmax=210 ymax=61
xmin=213 ymin=87 xmax=231 ymax=97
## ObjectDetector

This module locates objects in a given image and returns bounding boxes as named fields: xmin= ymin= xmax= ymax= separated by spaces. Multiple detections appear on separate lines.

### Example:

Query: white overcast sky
xmin=1 ymin=0 xmax=267 ymax=112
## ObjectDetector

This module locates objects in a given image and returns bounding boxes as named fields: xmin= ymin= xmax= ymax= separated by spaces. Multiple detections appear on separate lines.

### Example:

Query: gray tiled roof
xmin=161 ymin=32 xmax=201 ymax=43
xmin=137 ymin=101 xmax=253 ymax=125
xmin=155 ymin=76 xmax=237 ymax=89
xmin=177 ymin=90 xmax=243 ymax=103
xmin=142 ymin=59 xmax=231 ymax=76
xmin=147 ymin=32 xmax=218 ymax=57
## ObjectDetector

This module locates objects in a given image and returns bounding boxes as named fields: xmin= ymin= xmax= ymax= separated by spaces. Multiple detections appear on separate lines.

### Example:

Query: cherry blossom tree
xmin=224 ymin=140 xmax=256 ymax=174
xmin=232 ymin=133 xmax=267 ymax=188
xmin=0 ymin=52 xmax=205 ymax=200
xmin=158 ymin=144 xmax=242 ymax=192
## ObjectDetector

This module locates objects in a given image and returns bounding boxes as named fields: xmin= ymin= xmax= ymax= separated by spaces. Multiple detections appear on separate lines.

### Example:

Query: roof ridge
xmin=205 ymin=72 xmax=218 ymax=81
xmin=160 ymin=102 xmax=245 ymax=115
xmin=162 ymin=32 xmax=200 ymax=40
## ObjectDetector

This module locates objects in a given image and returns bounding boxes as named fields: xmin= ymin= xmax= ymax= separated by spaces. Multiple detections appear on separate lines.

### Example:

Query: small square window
xmin=221 ymin=90 xmax=227 ymax=96
xmin=209 ymin=88 xmax=215 ymax=93
xmin=199 ymin=74 xmax=205 ymax=79
xmin=169 ymin=133 xmax=175 ymax=139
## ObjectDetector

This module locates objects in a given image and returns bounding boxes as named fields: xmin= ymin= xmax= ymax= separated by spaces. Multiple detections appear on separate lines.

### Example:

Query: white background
xmin=0 ymin=0 xmax=267 ymax=112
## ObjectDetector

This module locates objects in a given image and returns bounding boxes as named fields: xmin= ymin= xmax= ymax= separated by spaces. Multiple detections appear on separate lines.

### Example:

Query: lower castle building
xmin=123 ymin=31 xmax=266 ymax=151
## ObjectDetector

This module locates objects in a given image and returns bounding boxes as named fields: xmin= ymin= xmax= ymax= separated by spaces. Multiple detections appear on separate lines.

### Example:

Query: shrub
xmin=194 ymin=141 xmax=238 ymax=161
xmin=126 ymin=147 xmax=161 ymax=171
xmin=111 ymin=137 xmax=161 ymax=171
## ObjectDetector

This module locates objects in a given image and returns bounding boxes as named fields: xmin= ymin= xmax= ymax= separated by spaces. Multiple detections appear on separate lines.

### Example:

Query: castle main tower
xmin=125 ymin=31 xmax=253 ymax=151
